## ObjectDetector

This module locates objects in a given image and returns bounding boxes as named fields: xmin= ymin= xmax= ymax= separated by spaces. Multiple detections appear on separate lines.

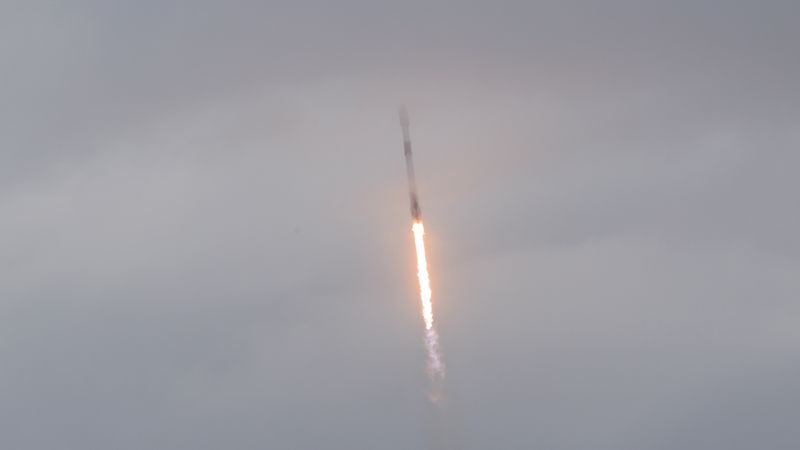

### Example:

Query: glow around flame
xmin=412 ymin=221 xmax=444 ymax=379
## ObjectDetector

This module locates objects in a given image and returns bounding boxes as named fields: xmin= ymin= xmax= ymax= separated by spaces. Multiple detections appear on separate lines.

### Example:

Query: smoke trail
xmin=412 ymin=221 xmax=445 ymax=383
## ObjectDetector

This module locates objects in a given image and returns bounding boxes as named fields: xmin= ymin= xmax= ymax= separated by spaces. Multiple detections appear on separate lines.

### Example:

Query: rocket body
xmin=400 ymin=107 xmax=422 ymax=221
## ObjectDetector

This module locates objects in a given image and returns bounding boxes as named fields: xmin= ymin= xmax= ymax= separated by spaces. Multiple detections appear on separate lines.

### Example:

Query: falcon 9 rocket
xmin=399 ymin=107 xmax=422 ymax=221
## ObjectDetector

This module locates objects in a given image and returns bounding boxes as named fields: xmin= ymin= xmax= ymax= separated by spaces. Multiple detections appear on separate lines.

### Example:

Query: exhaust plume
xmin=412 ymin=221 xmax=445 ymax=380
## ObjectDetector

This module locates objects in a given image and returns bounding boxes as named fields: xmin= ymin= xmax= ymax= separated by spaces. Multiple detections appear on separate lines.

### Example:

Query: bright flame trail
xmin=412 ymin=221 xmax=444 ymax=379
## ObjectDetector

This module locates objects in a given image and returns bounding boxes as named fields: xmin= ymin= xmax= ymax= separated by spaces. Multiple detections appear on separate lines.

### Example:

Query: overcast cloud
xmin=1 ymin=1 xmax=799 ymax=449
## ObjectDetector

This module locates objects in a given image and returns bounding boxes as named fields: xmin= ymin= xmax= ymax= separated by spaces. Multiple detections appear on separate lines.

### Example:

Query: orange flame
xmin=412 ymin=221 xmax=444 ymax=378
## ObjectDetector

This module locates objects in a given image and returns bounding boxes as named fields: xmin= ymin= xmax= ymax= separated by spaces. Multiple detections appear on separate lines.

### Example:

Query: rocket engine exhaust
xmin=399 ymin=107 xmax=445 ymax=390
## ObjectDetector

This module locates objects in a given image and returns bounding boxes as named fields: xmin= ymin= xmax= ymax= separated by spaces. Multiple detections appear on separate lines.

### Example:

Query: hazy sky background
xmin=1 ymin=1 xmax=799 ymax=449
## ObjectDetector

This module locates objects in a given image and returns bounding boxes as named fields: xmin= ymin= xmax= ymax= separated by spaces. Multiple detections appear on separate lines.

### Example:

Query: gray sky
xmin=1 ymin=1 xmax=799 ymax=449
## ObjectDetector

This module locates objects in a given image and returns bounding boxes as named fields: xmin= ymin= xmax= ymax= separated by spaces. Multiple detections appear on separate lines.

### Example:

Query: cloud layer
xmin=1 ymin=1 xmax=798 ymax=449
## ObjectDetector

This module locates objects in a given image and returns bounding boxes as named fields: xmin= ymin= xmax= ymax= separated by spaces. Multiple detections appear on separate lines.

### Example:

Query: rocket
xmin=399 ymin=107 xmax=422 ymax=221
